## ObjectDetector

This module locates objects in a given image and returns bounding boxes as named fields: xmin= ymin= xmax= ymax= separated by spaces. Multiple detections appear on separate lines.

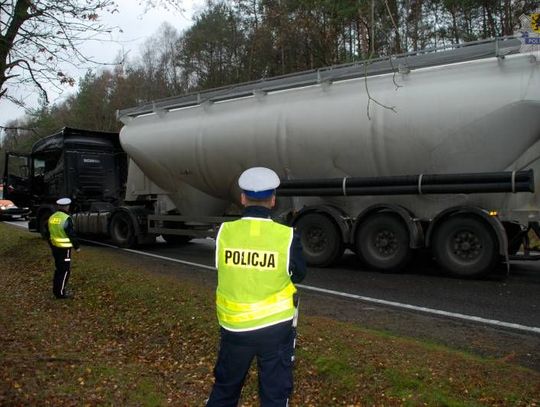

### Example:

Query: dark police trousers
xmin=51 ymin=246 xmax=71 ymax=298
xmin=207 ymin=321 xmax=295 ymax=407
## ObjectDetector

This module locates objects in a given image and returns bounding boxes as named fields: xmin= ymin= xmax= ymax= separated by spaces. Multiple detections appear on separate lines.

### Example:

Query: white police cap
xmin=238 ymin=167 xmax=280 ymax=199
xmin=56 ymin=198 xmax=72 ymax=205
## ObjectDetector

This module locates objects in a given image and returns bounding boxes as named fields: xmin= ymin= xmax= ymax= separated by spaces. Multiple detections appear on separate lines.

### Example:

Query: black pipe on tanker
xmin=276 ymin=170 xmax=534 ymax=197
xmin=279 ymin=170 xmax=532 ymax=189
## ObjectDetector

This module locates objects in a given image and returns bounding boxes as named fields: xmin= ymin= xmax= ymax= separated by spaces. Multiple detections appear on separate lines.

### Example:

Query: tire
xmin=432 ymin=215 xmax=499 ymax=278
xmin=295 ymin=213 xmax=344 ymax=267
xmin=162 ymin=234 xmax=192 ymax=245
xmin=355 ymin=213 xmax=412 ymax=272
xmin=110 ymin=211 xmax=137 ymax=248
xmin=161 ymin=218 xmax=193 ymax=245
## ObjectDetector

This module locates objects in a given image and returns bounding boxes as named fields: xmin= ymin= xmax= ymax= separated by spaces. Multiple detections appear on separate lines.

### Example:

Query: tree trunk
xmin=0 ymin=0 xmax=32 ymax=96
xmin=386 ymin=0 xmax=402 ymax=54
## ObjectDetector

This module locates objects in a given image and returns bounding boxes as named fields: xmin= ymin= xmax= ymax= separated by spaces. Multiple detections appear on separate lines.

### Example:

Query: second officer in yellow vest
xmin=46 ymin=198 xmax=80 ymax=299
xmin=207 ymin=167 xmax=306 ymax=407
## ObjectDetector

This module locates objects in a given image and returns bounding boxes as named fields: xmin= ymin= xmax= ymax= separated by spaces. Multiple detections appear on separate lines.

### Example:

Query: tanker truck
xmin=3 ymin=36 xmax=540 ymax=278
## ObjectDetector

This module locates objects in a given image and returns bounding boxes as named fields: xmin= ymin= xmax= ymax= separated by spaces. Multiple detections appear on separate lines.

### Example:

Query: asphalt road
xmin=137 ymin=237 xmax=540 ymax=331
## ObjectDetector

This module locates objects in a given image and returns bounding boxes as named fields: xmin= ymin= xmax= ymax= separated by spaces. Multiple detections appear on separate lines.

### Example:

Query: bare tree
xmin=137 ymin=22 xmax=185 ymax=97
xmin=0 ymin=0 xmax=183 ymax=111
xmin=1 ymin=1 xmax=114 ymax=106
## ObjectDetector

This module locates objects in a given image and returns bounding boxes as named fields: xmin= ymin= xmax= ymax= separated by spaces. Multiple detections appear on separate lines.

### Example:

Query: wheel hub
xmin=374 ymin=230 xmax=397 ymax=256
xmin=453 ymin=231 xmax=481 ymax=260
xmin=307 ymin=228 xmax=326 ymax=251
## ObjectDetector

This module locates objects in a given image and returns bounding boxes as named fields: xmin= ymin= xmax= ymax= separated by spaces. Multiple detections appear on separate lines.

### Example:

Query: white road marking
xmin=79 ymin=239 xmax=217 ymax=270
xmin=124 ymin=248 xmax=216 ymax=271
xmin=294 ymin=284 xmax=540 ymax=335
xmin=82 ymin=238 xmax=540 ymax=335
xmin=2 ymin=221 xmax=27 ymax=228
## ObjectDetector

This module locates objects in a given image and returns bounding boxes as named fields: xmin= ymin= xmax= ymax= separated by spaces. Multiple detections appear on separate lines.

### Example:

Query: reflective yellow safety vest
xmin=48 ymin=211 xmax=73 ymax=248
xmin=215 ymin=217 xmax=296 ymax=331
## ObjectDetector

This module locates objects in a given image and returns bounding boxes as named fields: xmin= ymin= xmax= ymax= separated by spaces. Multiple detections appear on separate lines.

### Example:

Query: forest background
xmin=0 ymin=0 xmax=538 ymax=160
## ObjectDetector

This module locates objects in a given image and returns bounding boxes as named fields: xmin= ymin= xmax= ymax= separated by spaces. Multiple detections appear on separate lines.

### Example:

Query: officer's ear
xmin=241 ymin=192 xmax=248 ymax=206
xmin=270 ymin=194 xmax=276 ymax=208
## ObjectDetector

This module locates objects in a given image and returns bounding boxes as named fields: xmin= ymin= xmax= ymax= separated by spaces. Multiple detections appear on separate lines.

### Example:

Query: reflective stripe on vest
xmin=216 ymin=218 xmax=296 ymax=331
xmin=216 ymin=282 xmax=296 ymax=323
xmin=48 ymin=211 xmax=73 ymax=248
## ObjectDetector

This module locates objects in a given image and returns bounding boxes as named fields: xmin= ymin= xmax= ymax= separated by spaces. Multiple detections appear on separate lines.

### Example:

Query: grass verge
xmin=0 ymin=224 xmax=539 ymax=406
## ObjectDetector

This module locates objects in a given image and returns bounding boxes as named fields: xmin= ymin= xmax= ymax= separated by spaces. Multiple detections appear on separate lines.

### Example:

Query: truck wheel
xmin=110 ymin=212 xmax=136 ymax=248
xmin=295 ymin=213 xmax=343 ymax=267
xmin=355 ymin=213 xmax=412 ymax=272
xmin=432 ymin=215 xmax=499 ymax=278
xmin=38 ymin=211 xmax=52 ymax=239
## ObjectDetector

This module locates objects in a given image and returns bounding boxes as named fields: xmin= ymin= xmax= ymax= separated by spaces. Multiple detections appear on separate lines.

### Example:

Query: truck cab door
xmin=2 ymin=153 xmax=32 ymax=207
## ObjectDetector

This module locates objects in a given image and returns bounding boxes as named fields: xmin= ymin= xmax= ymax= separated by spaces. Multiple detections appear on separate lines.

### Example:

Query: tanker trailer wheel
xmin=355 ymin=213 xmax=412 ymax=272
xmin=161 ymin=219 xmax=193 ymax=245
xmin=110 ymin=212 xmax=136 ymax=248
xmin=162 ymin=234 xmax=192 ymax=245
xmin=432 ymin=215 xmax=499 ymax=278
xmin=295 ymin=213 xmax=344 ymax=267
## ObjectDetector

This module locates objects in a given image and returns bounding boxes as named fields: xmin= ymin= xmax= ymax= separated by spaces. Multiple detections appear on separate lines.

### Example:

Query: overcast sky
xmin=0 ymin=0 xmax=202 ymax=130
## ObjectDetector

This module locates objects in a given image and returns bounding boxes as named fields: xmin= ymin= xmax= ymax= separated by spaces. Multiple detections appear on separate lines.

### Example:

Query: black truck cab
xmin=3 ymin=127 xmax=127 ymax=234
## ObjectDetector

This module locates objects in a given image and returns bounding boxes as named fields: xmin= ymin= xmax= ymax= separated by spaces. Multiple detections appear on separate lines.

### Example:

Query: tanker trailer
xmin=118 ymin=36 xmax=540 ymax=278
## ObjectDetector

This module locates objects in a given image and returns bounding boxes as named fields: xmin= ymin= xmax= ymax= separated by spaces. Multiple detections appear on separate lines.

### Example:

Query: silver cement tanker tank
xmin=119 ymin=39 xmax=540 ymax=221
xmin=118 ymin=38 xmax=540 ymax=277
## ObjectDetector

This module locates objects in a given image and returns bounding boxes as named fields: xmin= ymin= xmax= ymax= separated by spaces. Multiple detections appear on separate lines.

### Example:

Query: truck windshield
xmin=34 ymin=158 xmax=45 ymax=177
xmin=8 ymin=156 xmax=29 ymax=179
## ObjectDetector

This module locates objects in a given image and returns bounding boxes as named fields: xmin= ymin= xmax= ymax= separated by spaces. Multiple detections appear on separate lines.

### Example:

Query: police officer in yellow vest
xmin=207 ymin=167 xmax=306 ymax=407
xmin=46 ymin=198 xmax=80 ymax=299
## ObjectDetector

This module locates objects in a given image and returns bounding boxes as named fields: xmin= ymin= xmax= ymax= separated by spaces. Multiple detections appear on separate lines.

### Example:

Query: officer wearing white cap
xmin=44 ymin=198 xmax=80 ymax=299
xmin=207 ymin=167 xmax=306 ymax=406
